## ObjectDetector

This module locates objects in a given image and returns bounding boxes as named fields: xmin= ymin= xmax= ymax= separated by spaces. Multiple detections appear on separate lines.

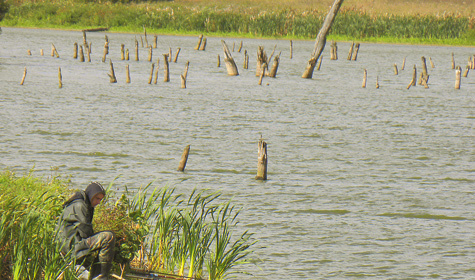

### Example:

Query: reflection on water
xmin=1 ymin=27 xmax=474 ymax=279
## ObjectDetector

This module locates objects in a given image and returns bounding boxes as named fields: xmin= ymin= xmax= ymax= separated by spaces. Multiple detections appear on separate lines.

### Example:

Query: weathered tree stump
xmin=393 ymin=63 xmax=398 ymax=75
xmin=268 ymin=53 xmax=280 ymax=78
xmin=148 ymin=63 xmax=155 ymax=84
xmin=256 ymin=136 xmax=267 ymax=180
xmin=126 ymin=65 xmax=131 ymax=84
xmin=82 ymin=30 xmax=87 ymax=46
xmin=177 ymin=145 xmax=191 ymax=171
xmin=140 ymin=35 xmax=144 ymax=48
xmin=86 ymin=43 xmax=91 ymax=62
xmin=108 ymin=59 xmax=117 ymax=83
xmin=181 ymin=61 xmax=190 ymax=89
xmin=217 ymin=54 xmax=221 ymax=67
xmin=402 ymin=57 xmax=406 ymax=70
xmin=455 ymin=66 xmax=461 ymax=89
xmin=238 ymin=41 xmax=243 ymax=52
xmin=168 ymin=48 xmax=172 ymax=62
xmin=195 ymin=34 xmax=203 ymax=50
xmin=302 ymin=0 xmax=343 ymax=78
xmin=256 ymin=46 xmax=267 ymax=76
xmin=20 ymin=67 xmax=27 ymax=85
xmin=58 ymin=67 xmax=62 ymax=89
xmin=163 ymin=54 xmax=170 ymax=82
xmin=419 ymin=56 xmax=429 ymax=85
xmin=221 ymin=40 xmax=239 ymax=76
xmin=362 ymin=69 xmax=367 ymax=88
xmin=143 ymin=26 xmax=149 ymax=48
xmin=154 ymin=58 xmax=160 ymax=84
xmin=429 ymin=57 xmax=435 ymax=68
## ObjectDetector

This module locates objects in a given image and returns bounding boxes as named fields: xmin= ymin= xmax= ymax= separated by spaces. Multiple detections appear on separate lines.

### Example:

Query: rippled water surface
xmin=1 ymin=27 xmax=474 ymax=279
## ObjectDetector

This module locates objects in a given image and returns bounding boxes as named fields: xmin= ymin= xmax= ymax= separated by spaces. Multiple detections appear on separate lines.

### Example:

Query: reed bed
xmin=0 ymin=170 xmax=256 ymax=280
xmin=2 ymin=0 xmax=474 ymax=44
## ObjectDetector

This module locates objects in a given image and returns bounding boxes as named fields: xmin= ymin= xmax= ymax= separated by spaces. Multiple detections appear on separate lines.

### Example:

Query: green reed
xmin=2 ymin=0 xmax=473 ymax=44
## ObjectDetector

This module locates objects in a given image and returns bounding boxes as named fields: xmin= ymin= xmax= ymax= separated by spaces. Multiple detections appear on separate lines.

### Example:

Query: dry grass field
xmin=176 ymin=0 xmax=475 ymax=17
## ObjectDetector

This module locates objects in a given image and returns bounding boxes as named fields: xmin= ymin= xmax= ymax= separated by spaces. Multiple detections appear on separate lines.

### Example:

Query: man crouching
xmin=56 ymin=182 xmax=115 ymax=280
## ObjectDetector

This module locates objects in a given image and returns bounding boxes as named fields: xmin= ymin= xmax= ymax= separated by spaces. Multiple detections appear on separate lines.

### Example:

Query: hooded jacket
xmin=56 ymin=190 xmax=95 ymax=259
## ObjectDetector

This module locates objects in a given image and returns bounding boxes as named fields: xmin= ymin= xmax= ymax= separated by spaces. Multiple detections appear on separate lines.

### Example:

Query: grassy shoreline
xmin=1 ymin=0 xmax=474 ymax=47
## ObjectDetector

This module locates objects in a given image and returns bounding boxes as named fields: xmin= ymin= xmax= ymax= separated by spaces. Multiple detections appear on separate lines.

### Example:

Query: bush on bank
xmin=0 ymin=170 xmax=256 ymax=280
xmin=1 ymin=0 xmax=474 ymax=45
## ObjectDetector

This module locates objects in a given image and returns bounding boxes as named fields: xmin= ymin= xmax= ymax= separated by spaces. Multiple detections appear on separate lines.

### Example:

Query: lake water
xmin=0 ymin=27 xmax=474 ymax=279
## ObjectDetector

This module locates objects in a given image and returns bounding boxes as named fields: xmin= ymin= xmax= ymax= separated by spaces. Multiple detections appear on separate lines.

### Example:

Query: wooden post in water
xmin=243 ymin=50 xmax=249 ymax=69
xmin=58 ymin=67 xmax=62 ymax=88
xmin=121 ymin=44 xmax=125 ymax=60
xmin=86 ymin=44 xmax=91 ymax=62
xmin=20 ymin=67 xmax=27 ymax=85
xmin=102 ymin=41 xmax=109 ymax=63
xmin=258 ymin=63 xmax=267 ymax=85
xmin=154 ymin=58 xmax=160 ymax=84
xmin=140 ymin=35 xmax=144 ymax=48
xmin=126 ymin=49 xmax=130 ymax=60
xmin=148 ymin=63 xmax=155 ymax=84
xmin=352 ymin=43 xmax=360 ymax=61
xmin=51 ymin=43 xmax=59 ymax=58
xmin=330 ymin=41 xmax=337 ymax=60
xmin=153 ymin=35 xmax=158 ymax=48
xmin=463 ymin=65 xmax=469 ymax=77
xmin=362 ymin=69 xmax=367 ymax=88
xmin=195 ymin=35 xmax=203 ymax=50
xmin=108 ymin=59 xmax=117 ymax=83
xmin=217 ymin=54 xmax=221 ymax=67
xmin=290 ymin=40 xmax=293 ymax=59
xmin=256 ymin=136 xmax=267 ymax=180
xmin=73 ymin=43 xmax=78 ymax=59
xmin=407 ymin=65 xmax=417 ymax=89
xmin=199 ymin=38 xmax=207 ymax=51
xmin=419 ymin=56 xmax=429 ymax=85
xmin=135 ymin=39 xmax=139 ymax=61
xmin=143 ymin=26 xmax=149 ymax=48
xmin=221 ymin=40 xmax=239 ymax=76
xmin=302 ymin=0 xmax=344 ymax=78
xmin=238 ymin=41 xmax=243 ymax=52
xmin=451 ymin=53 xmax=455 ymax=69
xmin=126 ymin=65 xmax=131 ymax=83
xmin=347 ymin=42 xmax=354 ymax=60
xmin=27 ymin=49 xmax=31 ymax=55
xmin=455 ymin=66 xmax=461 ymax=89
xmin=148 ymin=46 xmax=153 ymax=62
xmin=177 ymin=145 xmax=191 ymax=171
xmin=79 ymin=45 xmax=85 ymax=62
xmin=402 ymin=57 xmax=406 ymax=70
xmin=393 ymin=63 xmax=398 ymax=75
xmin=163 ymin=54 xmax=170 ymax=82
xmin=173 ymin=48 xmax=181 ymax=63
xmin=181 ymin=61 xmax=189 ymax=89
xmin=429 ymin=57 xmax=435 ymax=68
xmin=168 ymin=48 xmax=172 ymax=62
xmin=40 ymin=49 xmax=44 ymax=56
xmin=375 ymin=76 xmax=379 ymax=89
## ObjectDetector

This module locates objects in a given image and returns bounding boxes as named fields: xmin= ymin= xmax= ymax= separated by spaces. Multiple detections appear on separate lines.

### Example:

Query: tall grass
xmin=0 ymin=170 xmax=257 ymax=279
xmin=2 ymin=0 xmax=474 ymax=44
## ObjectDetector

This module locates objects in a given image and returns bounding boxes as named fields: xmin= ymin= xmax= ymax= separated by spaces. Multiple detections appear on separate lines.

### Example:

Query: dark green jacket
xmin=56 ymin=191 xmax=95 ymax=259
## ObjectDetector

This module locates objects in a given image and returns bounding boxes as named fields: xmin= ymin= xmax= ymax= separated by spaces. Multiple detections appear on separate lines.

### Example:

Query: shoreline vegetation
xmin=0 ymin=170 xmax=256 ymax=280
xmin=1 ymin=0 xmax=474 ymax=46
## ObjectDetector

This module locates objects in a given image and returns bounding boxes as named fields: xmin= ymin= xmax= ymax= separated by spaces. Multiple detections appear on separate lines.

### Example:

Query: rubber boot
xmin=91 ymin=262 xmax=112 ymax=280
